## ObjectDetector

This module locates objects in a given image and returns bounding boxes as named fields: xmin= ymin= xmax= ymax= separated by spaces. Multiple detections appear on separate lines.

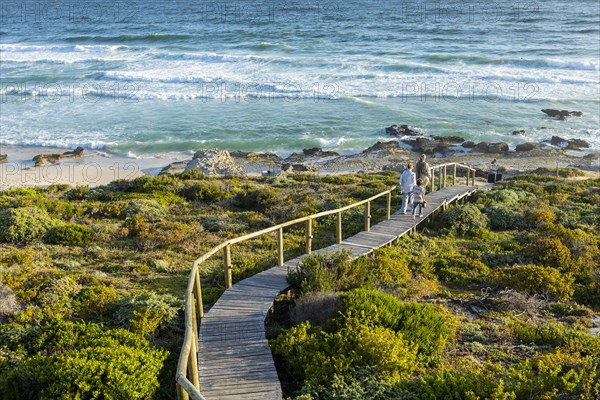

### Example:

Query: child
xmin=411 ymin=178 xmax=428 ymax=220
xmin=399 ymin=162 xmax=416 ymax=214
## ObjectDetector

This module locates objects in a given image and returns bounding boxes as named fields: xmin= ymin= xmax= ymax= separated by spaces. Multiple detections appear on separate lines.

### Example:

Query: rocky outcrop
xmin=0 ymin=154 xmax=7 ymax=163
xmin=302 ymin=147 xmax=339 ymax=157
xmin=281 ymin=163 xmax=317 ymax=173
xmin=185 ymin=148 xmax=244 ymax=175
xmin=475 ymin=142 xmax=509 ymax=153
xmin=32 ymin=147 xmax=85 ymax=167
xmin=515 ymin=142 xmax=538 ymax=152
xmin=431 ymin=136 xmax=465 ymax=144
xmin=386 ymin=124 xmax=417 ymax=136
xmin=541 ymin=109 xmax=583 ymax=120
xmin=362 ymin=141 xmax=402 ymax=154
xmin=462 ymin=141 xmax=477 ymax=148
xmin=512 ymin=130 xmax=526 ymax=135
xmin=549 ymin=136 xmax=590 ymax=151
xmin=159 ymin=161 xmax=188 ymax=175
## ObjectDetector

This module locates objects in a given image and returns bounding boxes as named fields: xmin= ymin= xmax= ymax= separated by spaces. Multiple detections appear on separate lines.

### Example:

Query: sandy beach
xmin=1 ymin=142 xmax=598 ymax=190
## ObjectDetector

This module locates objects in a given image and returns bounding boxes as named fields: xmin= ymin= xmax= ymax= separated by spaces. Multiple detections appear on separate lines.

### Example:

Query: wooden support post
xmin=277 ymin=227 xmax=284 ymax=267
xmin=430 ymin=168 xmax=435 ymax=192
xmin=305 ymin=219 xmax=312 ymax=254
xmin=190 ymin=300 xmax=198 ymax=350
xmin=365 ymin=201 xmax=371 ymax=231
xmin=194 ymin=268 xmax=203 ymax=318
xmin=466 ymin=169 xmax=469 ymax=186
xmin=177 ymin=384 xmax=189 ymax=400
xmin=443 ymin=165 xmax=447 ymax=188
xmin=453 ymin=164 xmax=457 ymax=186
xmin=189 ymin=334 xmax=200 ymax=391
xmin=223 ymin=244 xmax=232 ymax=288
xmin=336 ymin=211 xmax=342 ymax=244
xmin=471 ymin=169 xmax=475 ymax=186
xmin=386 ymin=191 xmax=391 ymax=220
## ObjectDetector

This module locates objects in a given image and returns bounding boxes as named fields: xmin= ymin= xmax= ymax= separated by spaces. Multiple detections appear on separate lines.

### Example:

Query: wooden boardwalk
xmin=197 ymin=184 xmax=484 ymax=400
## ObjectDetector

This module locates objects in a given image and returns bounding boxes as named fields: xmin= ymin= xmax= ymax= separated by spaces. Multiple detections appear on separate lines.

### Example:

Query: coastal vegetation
xmin=0 ymin=170 xmax=598 ymax=399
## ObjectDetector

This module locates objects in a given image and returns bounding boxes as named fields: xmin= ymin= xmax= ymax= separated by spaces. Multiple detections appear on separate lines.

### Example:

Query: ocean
xmin=1 ymin=0 xmax=599 ymax=158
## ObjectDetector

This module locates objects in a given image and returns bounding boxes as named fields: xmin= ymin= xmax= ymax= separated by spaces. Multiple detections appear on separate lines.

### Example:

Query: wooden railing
xmin=175 ymin=162 xmax=477 ymax=399
xmin=428 ymin=162 xmax=476 ymax=192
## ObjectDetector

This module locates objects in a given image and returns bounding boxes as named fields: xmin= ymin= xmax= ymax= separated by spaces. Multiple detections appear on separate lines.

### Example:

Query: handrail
xmin=175 ymin=162 xmax=477 ymax=399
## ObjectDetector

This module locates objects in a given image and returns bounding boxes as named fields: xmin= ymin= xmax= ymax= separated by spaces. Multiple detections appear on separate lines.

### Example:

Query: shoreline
xmin=1 ymin=142 xmax=598 ymax=190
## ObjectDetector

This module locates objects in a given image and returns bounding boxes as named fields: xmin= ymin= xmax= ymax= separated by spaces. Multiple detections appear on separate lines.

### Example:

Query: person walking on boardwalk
xmin=412 ymin=178 xmax=428 ymax=220
xmin=416 ymin=154 xmax=431 ymax=190
xmin=400 ymin=162 xmax=416 ymax=214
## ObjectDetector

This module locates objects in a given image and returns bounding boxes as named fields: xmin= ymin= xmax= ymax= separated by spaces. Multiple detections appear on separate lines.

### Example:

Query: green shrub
xmin=0 ymin=321 xmax=167 ymax=400
xmin=0 ymin=207 xmax=56 ymax=243
xmin=233 ymin=185 xmax=281 ymax=212
xmin=441 ymin=204 xmax=488 ymax=236
xmin=337 ymin=289 xmax=456 ymax=362
xmin=121 ymin=199 xmax=167 ymax=222
xmin=526 ymin=205 xmax=556 ymax=229
xmin=370 ymin=247 xmax=412 ymax=286
xmin=524 ymin=237 xmax=571 ymax=271
xmin=271 ymin=320 xmax=418 ymax=387
xmin=200 ymin=214 xmax=248 ymax=233
xmin=434 ymin=257 xmax=491 ymax=283
xmin=574 ymin=282 xmax=600 ymax=309
xmin=112 ymin=293 xmax=182 ymax=337
xmin=180 ymin=181 xmax=226 ymax=202
xmin=485 ymin=204 xmax=526 ymax=231
xmin=491 ymin=264 xmax=575 ymax=301
xmin=62 ymin=185 xmax=90 ymax=200
xmin=510 ymin=319 xmax=572 ymax=345
xmin=45 ymin=223 xmax=94 ymax=246
xmin=288 ymin=251 xmax=369 ymax=295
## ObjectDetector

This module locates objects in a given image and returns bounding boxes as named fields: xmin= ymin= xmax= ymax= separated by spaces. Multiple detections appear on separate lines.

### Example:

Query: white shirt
xmin=400 ymin=170 xmax=416 ymax=194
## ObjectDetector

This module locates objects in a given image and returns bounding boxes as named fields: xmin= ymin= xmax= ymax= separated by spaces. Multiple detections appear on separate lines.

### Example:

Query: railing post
xmin=466 ymin=169 xmax=469 ymax=186
xmin=223 ymin=244 xmax=232 ymax=288
xmin=453 ymin=163 xmax=457 ymax=186
xmin=277 ymin=227 xmax=284 ymax=267
xmin=336 ymin=211 xmax=342 ymax=244
xmin=364 ymin=201 xmax=371 ymax=231
xmin=471 ymin=169 xmax=475 ymax=186
xmin=431 ymin=168 xmax=436 ymax=192
xmin=386 ymin=191 xmax=391 ymax=220
xmin=305 ymin=219 xmax=312 ymax=254
xmin=177 ymin=384 xmax=189 ymax=400
xmin=189 ymin=332 xmax=200 ymax=391
xmin=194 ymin=267 xmax=203 ymax=318
xmin=443 ymin=165 xmax=447 ymax=188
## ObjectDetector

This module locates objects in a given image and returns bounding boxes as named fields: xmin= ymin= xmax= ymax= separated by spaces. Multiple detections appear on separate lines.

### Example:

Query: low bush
xmin=271 ymin=320 xmax=418 ymax=387
xmin=369 ymin=247 xmax=412 ymax=286
xmin=524 ymin=237 xmax=571 ymax=271
xmin=336 ymin=289 xmax=456 ymax=363
xmin=45 ymin=223 xmax=94 ymax=246
xmin=441 ymin=204 xmax=488 ymax=236
xmin=121 ymin=199 xmax=167 ymax=222
xmin=0 ymin=207 xmax=56 ymax=243
xmin=0 ymin=321 xmax=167 ymax=400
xmin=233 ymin=185 xmax=281 ymax=212
xmin=434 ymin=257 xmax=490 ymax=284
xmin=287 ymin=251 xmax=369 ymax=295
xmin=526 ymin=205 xmax=556 ymax=229
xmin=491 ymin=264 xmax=575 ymax=301
xmin=290 ymin=292 xmax=341 ymax=327
xmin=180 ymin=181 xmax=227 ymax=202
xmin=112 ymin=293 xmax=182 ymax=337
xmin=485 ymin=203 xmax=526 ymax=231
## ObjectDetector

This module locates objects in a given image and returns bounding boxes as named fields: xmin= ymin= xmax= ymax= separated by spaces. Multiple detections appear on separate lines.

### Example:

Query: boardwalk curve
xmin=176 ymin=163 xmax=486 ymax=400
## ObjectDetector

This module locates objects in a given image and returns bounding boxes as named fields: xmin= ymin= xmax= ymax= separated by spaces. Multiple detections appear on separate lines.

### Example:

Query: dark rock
xmin=542 ymin=109 xmax=583 ymax=120
xmin=462 ymin=141 xmax=477 ymax=148
xmin=159 ymin=161 xmax=188 ymax=175
xmin=549 ymin=136 xmax=590 ymax=150
xmin=385 ymin=124 xmax=417 ymax=136
xmin=475 ymin=142 xmax=509 ymax=153
xmin=0 ymin=154 xmax=6 ymax=163
xmin=62 ymin=146 xmax=84 ymax=157
xmin=230 ymin=150 xmax=250 ymax=158
xmin=515 ymin=142 xmax=537 ymax=152
xmin=32 ymin=153 xmax=62 ymax=167
xmin=362 ymin=141 xmax=402 ymax=154
xmin=302 ymin=147 xmax=339 ymax=158
xmin=285 ymin=152 xmax=304 ymax=162
xmin=512 ymin=130 xmax=526 ymax=135
xmin=432 ymin=135 xmax=465 ymax=144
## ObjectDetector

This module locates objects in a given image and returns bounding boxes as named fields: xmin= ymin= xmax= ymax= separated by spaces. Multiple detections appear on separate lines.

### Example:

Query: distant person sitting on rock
xmin=400 ymin=162 xmax=416 ymax=214
xmin=416 ymin=154 xmax=431 ymax=190
xmin=411 ymin=179 xmax=427 ymax=220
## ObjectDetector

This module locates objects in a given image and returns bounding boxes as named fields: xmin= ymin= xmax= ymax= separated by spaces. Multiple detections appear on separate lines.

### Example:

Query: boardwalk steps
xmin=195 ymin=183 xmax=484 ymax=400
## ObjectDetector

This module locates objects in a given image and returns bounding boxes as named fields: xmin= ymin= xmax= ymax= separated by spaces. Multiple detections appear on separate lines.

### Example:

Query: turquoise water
xmin=1 ymin=0 xmax=599 ymax=156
